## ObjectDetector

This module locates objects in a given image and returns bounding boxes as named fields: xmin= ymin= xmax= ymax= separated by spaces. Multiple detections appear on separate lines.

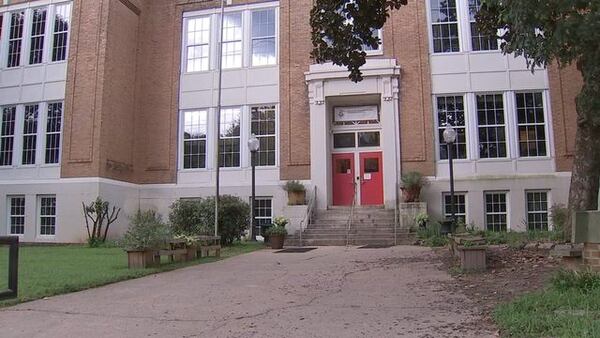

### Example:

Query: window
xmin=45 ymin=102 xmax=63 ymax=164
xmin=219 ymin=108 xmax=241 ymax=167
xmin=186 ymin=16 xmax=211 ymax=72
xmin=477 ymin=94 xmax=507 ymax=158
xmin=7 ymin=12 xmax=25 ymax=67
xmin=333 ymin=133 xmax=355 ymax=149
xmin=222 ymin=13 xmax=242 ymax=69
xmin=182 ymin=110 xmax=208 ymax=169
xmin=22 ymin=104 xmax=39 ymax=165
xmin=437 ymin=96 xmax=467 ymax=159
xmin=516 ymin=92 xmax=547 ymax=157
xmin=38 ymin=195 xmax=56 ymax=236
xmin=443 ymin=193 xmax=466 ymax=223
xmin=51 ymin=3 xmax=71 ymax=62
xmin=251 ymin=9 xmax=276 ymax=66
xmin=358 ymin=132 xmax=380 ymax=147
xmin=29 ymin=8 xmax=47 ymax=64
xmin=0 ymin=107 xmax=16 ymax=166
xmin=468 ymin=0 xmax=498 ymax=51
xmin=430 ymin=0 xmax=460 ymax=53
xmin=526 ymin=191 xmax=549 ymax=231
xmin=250 ymin=105 xmax=276 ymax=166
xmin=253 ymin=197 xmax=273 ymax=236
xmin=485 ymin=192 xmax=507 ymax=232
xmin=8 ymin=196 xmax=25 ymax=235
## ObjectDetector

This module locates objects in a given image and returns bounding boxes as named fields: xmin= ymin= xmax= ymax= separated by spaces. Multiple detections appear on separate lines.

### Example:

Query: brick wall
xmin=583 ymin=243 xmax=600 ymax=271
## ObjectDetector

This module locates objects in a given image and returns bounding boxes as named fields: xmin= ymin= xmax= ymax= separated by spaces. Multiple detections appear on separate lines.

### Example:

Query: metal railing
xmin=346 ymin=182 xmax=358 ymax=247
xmin=299 ymin=186 xmax=317 ymax=247
xmin=0 ymin=236 xmax=19 ymax=301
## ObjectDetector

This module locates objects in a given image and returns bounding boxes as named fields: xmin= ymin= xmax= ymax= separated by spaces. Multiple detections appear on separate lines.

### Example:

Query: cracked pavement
xmin=0 ymin=246 xmax=497 ymax=337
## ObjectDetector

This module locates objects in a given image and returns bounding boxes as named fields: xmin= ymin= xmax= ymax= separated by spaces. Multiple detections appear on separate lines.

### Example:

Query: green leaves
xmin=310 ymin=0 xmax=407 ymax=81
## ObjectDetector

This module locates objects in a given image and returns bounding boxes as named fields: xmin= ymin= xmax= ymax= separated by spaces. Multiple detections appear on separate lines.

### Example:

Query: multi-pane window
xmin=22 ymin=104 xmax=39 ymax=165
xmin=477 ymin=94 xmax=507 ymax=158
xmin=182 ymin=110 xmax=208 ymax=169
xmin=443 ymin=193 xmax=466 ymax=223
xmin=250 ymin=105 xmax=276 ymax=166
xmin=430 ymin=0 xmax=460 ymax=53
xmin=8 ymin=196 xmax=25 ymax=235
xmin=29 ymin=8 xmax=47 ymax=65
xmin=516 ymin=92 xmax=547 ymax=157
xmin=7 ymin=12 xmax=25 ymax=67
xmin=219 ymin=108 xmax=241 ymax=167
xmin=526 ymin=191 xmax=549 ymax=231
xmin=45 ymin=102 xmax=63 ymax=164
xmin=468 ymin=0 xmax=498 ymax=51
xmin=52 ymin=3 xmax=71 ymax=62
xmin=222 ymin=13 xmax=243 ymax=69
xmin=251 ymin=9 xmax=276 ymax=66
xmin=253 ymin=197 xmax=273 ymax=236
xmin=437 ymin=96 xmax=467 ymax=159
xmin=0 ymin=107 xmax=16 ymax=166
xmin=186 ymin=16 xmax=210 ymax=72
xmin=485 ymin=192 xmax=508 ymax=232
xmin=39 ymin=195 xmax=56 ymax=236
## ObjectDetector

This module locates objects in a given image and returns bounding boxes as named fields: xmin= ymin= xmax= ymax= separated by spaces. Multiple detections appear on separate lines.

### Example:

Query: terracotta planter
xmin=127 ymin=250 xmax=157 ymax=269
xmin=401 ymin=187 xmax=422 ymax=203
xmin=269 ymin=234 xmax=285 ymax=249
xmin=287 ymin=190 xmax=306 ymax=205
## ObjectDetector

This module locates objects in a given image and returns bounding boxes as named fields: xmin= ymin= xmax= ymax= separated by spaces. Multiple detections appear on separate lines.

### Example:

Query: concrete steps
xmin=287 ymin=207 xmax=416 ymax=247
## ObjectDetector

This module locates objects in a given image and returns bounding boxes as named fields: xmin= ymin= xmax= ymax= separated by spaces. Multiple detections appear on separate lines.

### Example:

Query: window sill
xmin=2 ymin=60 xmax=68 ymax=71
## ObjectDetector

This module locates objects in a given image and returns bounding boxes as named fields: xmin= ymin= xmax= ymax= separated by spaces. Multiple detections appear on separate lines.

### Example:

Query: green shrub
xmin=550 ymin=204 xmax=568 ymax=241
xmin=417 ymin=221 xmax=447 ymax=247
xmin=120 ymin=210 xmax=171 ymax=251
xmin=282 ymin=180 xmax=305 ymax=193
xmin=169 ymin=195 xmax=250 ymax=245
xmin=265 ymin=225 xmax=287 ymax=236
xmin=552 ymin=270 xmax=600 ymax=293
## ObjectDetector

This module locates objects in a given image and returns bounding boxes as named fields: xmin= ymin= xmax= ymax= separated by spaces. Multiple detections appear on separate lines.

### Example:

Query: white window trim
xmin=37 ymin=194 xmax=56 ymax=238
xmin=433 ymin=94 xmax=470 ymax=162
xmin=42 ymin=101 xmax=64 ymax=166
xmin=426 ymin=0 xmax=464 ymax=54
xmin=248 ymin=103 xmax=279 ymax=168
xmin=249 ymin=8 xmax=278 ymax=67
xmin=179 ymin=109 xmax=210 ymax=171
xmin=49 ymin=2 xmax=72 ymax=64
xmin=474 ymin=92 xmax=510 ymax=160
xmin=525 ymin=189 xmax=552 ymax=230
xmin=513 ymin=90 xmax=552 ymax=160
xmin=484 ymin=191 xmax=510 ymax=231
xmin=442 ymin=192 xmax=468 ymax=222
xmin=7 ymin=195 xmax=25 ymax=236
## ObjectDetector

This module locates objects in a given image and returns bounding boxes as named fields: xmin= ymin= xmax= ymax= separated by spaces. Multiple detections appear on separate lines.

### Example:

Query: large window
xmin=22 ymin=104 xmax=39 ymax=165
xmin=219 ymin=108 xmax=241 ymax=167
xmin=443 ymin=193 xmax=466 ymax=223
xmin=437 ymin=96 xmax=467 ymax=159
xmin=186 ymin=16 xmax=211 ymax=72
xmin=526 ymin=191 xmax=549 ymax=231
xmin=7 ymin=11 xmax=25 ymax=68
xmin=468 ymin=0 xmax=497 ymax=51
xmin=430 ymin=0 xmax=460 ymax=53
xmin=38 ymin=195 xmax=56 ymax=236
xmin=516 ymin=92 xmax=547 ymax=157
xmin=253 ymin=197 xmax=273 ymax=236
xmin=8 ymin=196 xmax=25 ymax=235
xmin=45 ymin=102 xmax=63 ymax=164
xmin=485 ymin=192 xmax=508 ymax=232
xmin=0 ymin=106 xmax=16 ymax=166
xmin=182 ymin=110 xmax=208 ymax=169
xmin=251 ymin=105 xmax=276 ymax=166
xmin=477 ymin=94 xmax=507 ymax=158
xmin=29 ymin=8 xmax=47 ymax=65
xmin=51 ymin=3 xmax=71 ymax=62
xmin=222 ymin=13 xmax=243 ymax=69
xmin=251 ymin=9 xmax=276 ymax=66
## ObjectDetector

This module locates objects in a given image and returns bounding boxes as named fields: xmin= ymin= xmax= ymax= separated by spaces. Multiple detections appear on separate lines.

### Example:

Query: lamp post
xmin=248 ymin=134 xmax=260 ymax=241
xmin=443 ymin=123 xmax=458 ymax=230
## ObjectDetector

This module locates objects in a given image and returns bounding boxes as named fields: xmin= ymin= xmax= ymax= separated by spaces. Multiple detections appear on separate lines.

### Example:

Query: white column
xmin=380 ymin=76 xmax=400 ymax=209
xmin=308 ymin=81 xmax=329 ymax=210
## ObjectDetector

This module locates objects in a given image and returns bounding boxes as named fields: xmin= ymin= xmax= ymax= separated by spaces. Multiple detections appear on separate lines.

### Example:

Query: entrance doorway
xmin=332 ymin=151 xmax=383 ymax=206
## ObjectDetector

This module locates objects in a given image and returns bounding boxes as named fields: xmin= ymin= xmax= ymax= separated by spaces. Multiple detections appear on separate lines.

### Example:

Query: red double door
xmin=332 ymin=152 xmax=383 ymax=206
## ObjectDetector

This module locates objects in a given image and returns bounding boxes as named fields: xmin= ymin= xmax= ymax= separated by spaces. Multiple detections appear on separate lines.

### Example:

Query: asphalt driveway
xmin=0 ymin=246 xmax=496 ymax=337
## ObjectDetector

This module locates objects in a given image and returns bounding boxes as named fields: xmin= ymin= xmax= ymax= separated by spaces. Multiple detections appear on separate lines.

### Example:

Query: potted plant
xmin=266 ymin=216 xmax=289 ymax=249
xmin=400 ymin=171 xmax=427 ymax=202
xmin=283 ymin=180 xmax=306 ymax=205
xmin=414 ymin=212 xmax=429 ymax=229
xmin=120 ymin=210 xmax=171 ymax=269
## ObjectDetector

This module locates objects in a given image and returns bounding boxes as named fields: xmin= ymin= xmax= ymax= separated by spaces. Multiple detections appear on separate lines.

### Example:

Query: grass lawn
xmin=0 ymin=241 xmax=264 ymax=307
xmin=494 ymin=270 xmax=600 ymax=338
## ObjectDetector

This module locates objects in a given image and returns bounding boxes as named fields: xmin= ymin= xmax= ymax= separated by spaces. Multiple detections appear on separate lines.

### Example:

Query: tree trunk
xmin=567 ymin=118 xmax=600 ymax=242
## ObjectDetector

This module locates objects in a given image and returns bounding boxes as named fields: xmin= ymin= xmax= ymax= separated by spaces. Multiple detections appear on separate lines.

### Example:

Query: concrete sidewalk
xmin=0 ymin=246 xmax=496 ymax=338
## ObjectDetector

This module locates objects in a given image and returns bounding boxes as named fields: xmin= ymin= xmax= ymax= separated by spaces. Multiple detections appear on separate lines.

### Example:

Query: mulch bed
xmin=434 ymin=245 xmax=571 ymax=328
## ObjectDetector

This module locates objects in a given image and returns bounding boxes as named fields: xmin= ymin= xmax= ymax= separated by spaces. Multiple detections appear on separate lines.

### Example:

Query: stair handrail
xmin=299 ymin=186 xmax=317 ymax=247
xmin=346 ymin=181 xmax=358 ymax=247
